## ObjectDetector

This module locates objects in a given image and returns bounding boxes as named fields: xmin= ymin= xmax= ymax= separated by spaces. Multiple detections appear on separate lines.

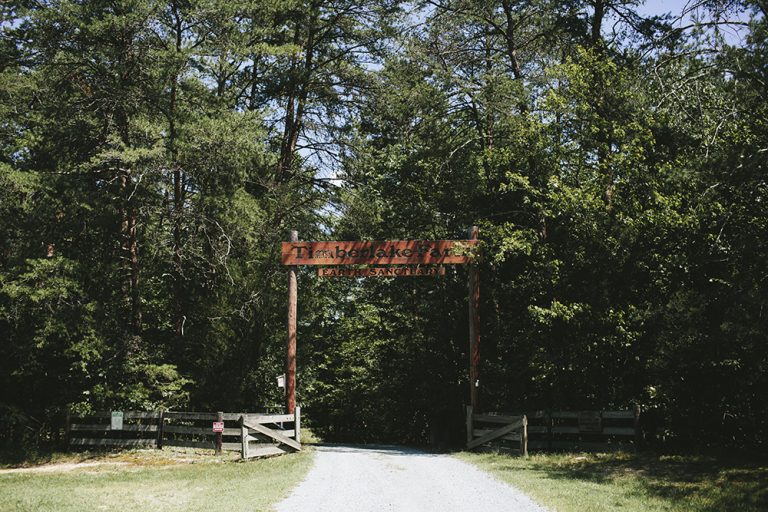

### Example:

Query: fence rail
xmin=67 ymin=408 xmax=301 ymax=459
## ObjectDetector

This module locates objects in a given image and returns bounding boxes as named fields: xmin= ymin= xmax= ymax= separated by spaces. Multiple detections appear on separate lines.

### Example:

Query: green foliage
xmin=320 ymin=0 xmax=768 ymax=453
xmin=1 ymin=0 xmax=767 ymax=457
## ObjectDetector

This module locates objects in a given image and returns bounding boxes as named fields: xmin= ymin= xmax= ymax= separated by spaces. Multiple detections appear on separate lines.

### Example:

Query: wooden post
xmin=521 ymin=415 xmax=529 ymax=457
xmin=156 ymin=411 xmax=164 ymax=450
xmin=466 ymin=405 xmax=474 ymax=447
xmin=215 ymin=411 xmax=223 ymax=455
xmin=64 ymin=408 xmax=71 ymax=451
xmin=294 ymin=405 xmax=301 ymax=444
xmin=468 ymin=226 xmax=480 ymax=411
xmin=546 ymin=410 xmax=553 ymax=451
xmin=240 ymin=416 xmax=249 ymax=460
xmin=53 ymin=412 xmax=61 ymax=449
xmin=633 ymin=404 xmax=642 ymax=450
xmin=287 ymin=230 xmax=298 ymax=415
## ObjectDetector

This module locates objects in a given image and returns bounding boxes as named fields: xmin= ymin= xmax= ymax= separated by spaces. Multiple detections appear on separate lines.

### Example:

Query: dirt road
xmin=275 ymin=444 xmax=548 ymax=512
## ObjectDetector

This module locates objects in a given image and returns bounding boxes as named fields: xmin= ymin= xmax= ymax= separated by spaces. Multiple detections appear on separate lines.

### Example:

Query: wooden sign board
xmin=578 ymin=411 xmax=602 ymax=433
xmin=318 ymin=266 xmax=446 ymax=278
xmin=281 ymin=240 xmax=477 ymax=266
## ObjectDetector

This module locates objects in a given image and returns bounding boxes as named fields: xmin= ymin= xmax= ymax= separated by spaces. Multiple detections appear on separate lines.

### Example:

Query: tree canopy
xmin=1 ymin=0 xmax=766 ymax=455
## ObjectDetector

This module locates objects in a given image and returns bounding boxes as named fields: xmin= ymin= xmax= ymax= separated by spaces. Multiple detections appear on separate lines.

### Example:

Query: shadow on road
xmin=312 ymin=443 xmax=444 ymax=458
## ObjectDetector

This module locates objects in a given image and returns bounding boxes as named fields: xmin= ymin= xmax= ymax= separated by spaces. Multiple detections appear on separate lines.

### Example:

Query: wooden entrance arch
xmin=280 ymin=228 xmax=481 ymax=415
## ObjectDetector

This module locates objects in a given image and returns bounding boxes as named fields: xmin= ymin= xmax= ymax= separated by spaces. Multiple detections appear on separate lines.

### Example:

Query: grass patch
xmin=457 ymin=451 xmax=767 ymax=512
xmin=0 ymin=447 xmax=240 ymax=469
xmin=297 ymin=427 xmax=322 ymax=445
xmin=0 ymin=447 xmax=314 ymax=511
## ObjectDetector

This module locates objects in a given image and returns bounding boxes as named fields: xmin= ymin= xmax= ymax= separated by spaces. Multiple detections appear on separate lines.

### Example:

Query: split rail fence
xmin=467 ymin=406 xmax=641 ymax=453
xmin=66 ymin=407 xmax=301 ymax=459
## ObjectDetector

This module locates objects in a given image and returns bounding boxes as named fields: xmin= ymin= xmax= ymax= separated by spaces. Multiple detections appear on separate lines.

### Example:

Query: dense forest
xmin=1 ymin=0 xmax=766 ymax=455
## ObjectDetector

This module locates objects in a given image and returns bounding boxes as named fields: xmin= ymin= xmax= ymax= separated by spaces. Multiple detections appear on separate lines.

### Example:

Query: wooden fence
xmin=467 ymin=406 xmax=641 ymax=453
xmin=67 ymin=408 xmax=301 ymax=459
xmin=526 ymin=408 xmax=640 ymax=452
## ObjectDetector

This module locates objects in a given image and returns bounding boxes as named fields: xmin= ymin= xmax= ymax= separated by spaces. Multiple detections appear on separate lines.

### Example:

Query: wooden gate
xmin=466 ymin=406 xmax=528 ymax=455
xmin=239 ymin=409 xmax=302 ymax=459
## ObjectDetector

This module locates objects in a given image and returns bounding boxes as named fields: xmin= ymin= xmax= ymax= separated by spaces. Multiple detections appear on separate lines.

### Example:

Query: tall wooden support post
xmin=468 ymin=226 xmax=480 ymax=411
xmin=287 ymin=230 xmax=298 ymax=415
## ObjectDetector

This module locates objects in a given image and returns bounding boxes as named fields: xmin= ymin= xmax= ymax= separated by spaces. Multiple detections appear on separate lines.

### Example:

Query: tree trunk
xmin=484 ymin=24 xmax=494 ymax=150
xmin=169 ymin=1 xmax=184 ymax=336
xmin=119 ymin=170 xmax=142 ymax=336
xmin=500 ymin=0 xmax=527 ymax=113
xmin=276 ymin=3 xmax=318 ymax=181
xmin=276 ymin=45 xmax=299 ymax=180
xmin=128 ymin=204 xmax=142 ymax=334
xmin=500 ymin=0 xmax=524 ymax=81
xmin=115 ymin=78 xmax=141 ymax=335
xmin=591 ymin=0 xmax=605 ymax=48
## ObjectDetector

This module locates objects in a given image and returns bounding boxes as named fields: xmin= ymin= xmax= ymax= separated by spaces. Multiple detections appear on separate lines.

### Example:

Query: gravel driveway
xmin=274 ymin=444 xmax=548 ymax=512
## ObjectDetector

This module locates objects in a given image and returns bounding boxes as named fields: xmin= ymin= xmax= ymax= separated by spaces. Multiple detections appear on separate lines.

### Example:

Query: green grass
xmin=0 ymin=448 xmax=314 ymax=512
xmin=457 ymin=451 xmax=768 ymax=512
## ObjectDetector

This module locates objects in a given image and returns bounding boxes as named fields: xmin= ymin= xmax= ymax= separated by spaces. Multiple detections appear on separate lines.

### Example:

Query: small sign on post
xmin=212 ymin=421 xmax=224 ymax=433
xmin=110 ymin=411 xmax=124 ymax=431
